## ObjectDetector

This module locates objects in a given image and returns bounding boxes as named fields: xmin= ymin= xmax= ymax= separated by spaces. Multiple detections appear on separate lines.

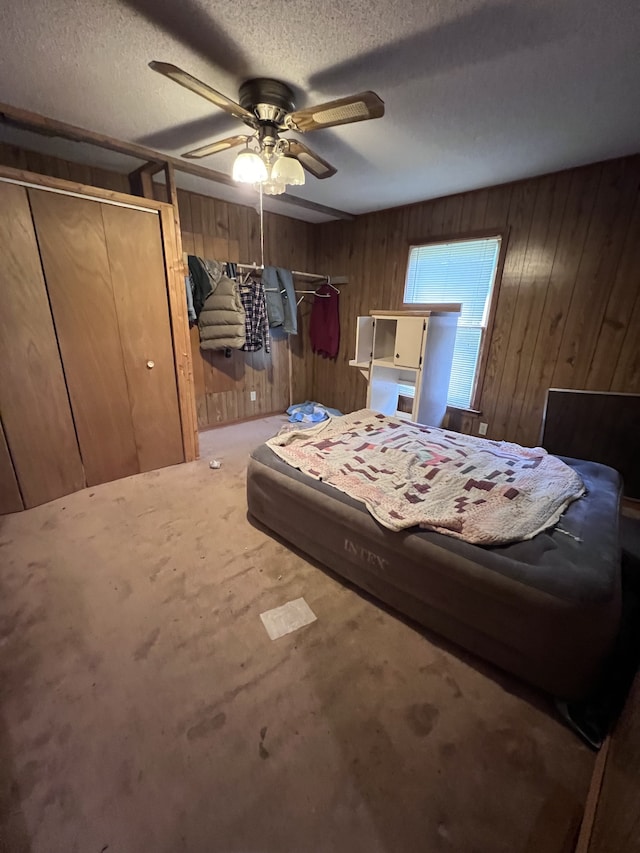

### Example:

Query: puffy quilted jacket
xmin=191 ymin=257 xmax=246 ymax=351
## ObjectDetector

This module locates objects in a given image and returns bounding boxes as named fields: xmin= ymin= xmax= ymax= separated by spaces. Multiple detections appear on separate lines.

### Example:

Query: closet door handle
xmin=146 ymin=360 xmax=155 ymax=369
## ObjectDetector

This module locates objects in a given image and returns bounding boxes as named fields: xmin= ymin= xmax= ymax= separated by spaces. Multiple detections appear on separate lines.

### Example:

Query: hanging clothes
xmin=277 ymin=268 xmax=297 ymax=336
xmin=240 ymin=278 xmax=270 ymax=353
xmin=309 ymin=284 xmax=340 ymax=358
xmin=263 ymin=267 xmax=285 ymax=328
xmin=187 ymin=255 xmax=214 ymax=320
xmin=185 ymin=273 xmax=197 ymax=326
xmin=263 ymin=267 xmax=298 ymax=335
xmin=195 ymin=258 xmax=246 ymax=351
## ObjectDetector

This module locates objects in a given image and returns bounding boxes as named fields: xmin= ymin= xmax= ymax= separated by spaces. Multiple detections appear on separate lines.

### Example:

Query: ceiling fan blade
xmin=182 ymin=135 xmax=250 ymax=159
xmin=285 ymin=91 xmax=384 ymax=133
xmin=286 ymin=140 xmax=337 ymax=179
xmin=149 ymin=61 xmax=256 ymax=123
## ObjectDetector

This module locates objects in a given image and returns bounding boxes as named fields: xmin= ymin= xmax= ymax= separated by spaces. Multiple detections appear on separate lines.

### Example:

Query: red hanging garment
xmin=309 ymin=284 xmax=340 ymax=359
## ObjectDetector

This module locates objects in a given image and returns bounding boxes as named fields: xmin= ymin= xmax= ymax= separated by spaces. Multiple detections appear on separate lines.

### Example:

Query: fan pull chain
xmin=259 ymin=182 xmax=265 ymax=268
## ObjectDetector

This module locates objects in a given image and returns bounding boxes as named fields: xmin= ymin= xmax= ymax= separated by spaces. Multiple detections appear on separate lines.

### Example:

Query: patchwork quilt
xmin=266 ymin=409 xmax=586 ymax=545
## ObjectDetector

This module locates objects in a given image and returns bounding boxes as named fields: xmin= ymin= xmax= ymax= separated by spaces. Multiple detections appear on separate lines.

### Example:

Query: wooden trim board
xmin=163 ymin=163 xmax=199 ymax=460
xmin=471 ymin=228 xmax=510 ymax=409
xmin=0 ymin=163 xmax=167 ymax=210
xmin=159 ymin=186 xmax=199 ymax=462
xmin=129 ymin=164 xmax=157 ymax=199
xmin=573 ymin=737 xmax=611 ymax=853
xmin=371 ymin=305 xmax=462 ymax=316
xmin=408 ymin=228 xmax=505 ymax=247
xmin=160 ymin=205 xmax=198 ymax=461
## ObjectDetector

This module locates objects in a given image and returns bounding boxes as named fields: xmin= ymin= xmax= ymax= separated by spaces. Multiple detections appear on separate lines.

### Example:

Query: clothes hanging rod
xmin=234 ymin=262 xmax=348 ymax=284
xmin=183 ymin=255 xmax=348 ymax=285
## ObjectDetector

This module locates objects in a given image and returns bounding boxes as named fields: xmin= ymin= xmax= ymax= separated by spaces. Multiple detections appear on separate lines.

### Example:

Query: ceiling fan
xmin=149 ymin=61 xmax=385 ymax=193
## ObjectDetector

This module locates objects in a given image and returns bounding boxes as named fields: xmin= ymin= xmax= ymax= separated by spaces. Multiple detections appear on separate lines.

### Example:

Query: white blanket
xmin=267 ymin=410 xmax=586 ymax=545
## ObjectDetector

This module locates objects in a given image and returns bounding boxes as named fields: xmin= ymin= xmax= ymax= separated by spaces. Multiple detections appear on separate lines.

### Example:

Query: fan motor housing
xmin=239 ymin=78 xmax=296 ymax=125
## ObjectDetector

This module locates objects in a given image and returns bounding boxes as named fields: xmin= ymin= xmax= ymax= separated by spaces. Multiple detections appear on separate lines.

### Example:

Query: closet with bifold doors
xmin=0 ymin=170 xmax=194 ymax=515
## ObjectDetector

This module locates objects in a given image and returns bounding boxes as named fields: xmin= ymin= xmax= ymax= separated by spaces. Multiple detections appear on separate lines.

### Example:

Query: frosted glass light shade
xmin=232 ymin=150 xmax=268 ymax=183
xmin=271 ymin=156 xmax=305 ymax=186
xmin=262 ymin=178 xmax=286 ymax=195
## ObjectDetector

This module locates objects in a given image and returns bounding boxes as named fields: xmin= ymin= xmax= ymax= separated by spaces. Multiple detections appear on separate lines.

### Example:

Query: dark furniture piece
xmin=541 ymin=389 xmax=640 ymax=500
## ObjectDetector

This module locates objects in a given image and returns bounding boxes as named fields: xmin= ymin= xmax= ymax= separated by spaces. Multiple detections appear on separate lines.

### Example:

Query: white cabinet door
xmin=354 ymin=316 xmax=374 ymax=364
xmin=394 ymin=317 xmax=425 ymax=368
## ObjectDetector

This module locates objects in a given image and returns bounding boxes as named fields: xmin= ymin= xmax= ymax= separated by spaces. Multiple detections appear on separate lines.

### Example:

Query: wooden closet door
xmin=101 ymin=204 xmax=184 ymax=471
xmin=29 ymin=189 xmax=139 ymax=486
xmin=0 ymin=181 xmax=85 ymax=507
xmin=0 ymin=418 xmax=23 ymax=514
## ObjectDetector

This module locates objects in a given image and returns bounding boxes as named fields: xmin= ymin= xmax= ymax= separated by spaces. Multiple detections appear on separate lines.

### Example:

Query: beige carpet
xmin=0 ymin=416 xmax=593 ymax=853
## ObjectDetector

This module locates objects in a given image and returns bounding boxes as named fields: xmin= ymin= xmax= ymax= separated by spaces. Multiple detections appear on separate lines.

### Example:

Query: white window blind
xmin=404 ymin=237 xmax=501 ymax=408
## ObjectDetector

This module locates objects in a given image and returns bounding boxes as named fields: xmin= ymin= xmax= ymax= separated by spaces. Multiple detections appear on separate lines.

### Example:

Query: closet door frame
xmin=0 ymin=164 xmax=199 ymax=463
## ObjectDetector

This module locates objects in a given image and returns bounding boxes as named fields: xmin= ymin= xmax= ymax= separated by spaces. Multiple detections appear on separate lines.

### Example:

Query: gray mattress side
xmin=250 ymin=444 xmax=622 ymax=604
xmin=246 ymin=447 xmax=622 ymax=699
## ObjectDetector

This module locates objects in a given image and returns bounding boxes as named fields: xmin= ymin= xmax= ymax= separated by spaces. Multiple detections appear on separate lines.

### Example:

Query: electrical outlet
xmin=478 ymin=422 xmax=488 ymax=436
xmin=250 ymin=390 xmax=257 ymax=402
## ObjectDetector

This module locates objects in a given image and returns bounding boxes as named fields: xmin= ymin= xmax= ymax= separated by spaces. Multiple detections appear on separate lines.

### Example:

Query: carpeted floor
xmin=0 ymin=416 xmax=594 ymax=853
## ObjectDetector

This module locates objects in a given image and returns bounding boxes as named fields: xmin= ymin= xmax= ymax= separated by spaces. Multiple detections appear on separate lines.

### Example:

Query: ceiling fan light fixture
xmin=261 ymin=178 xmax=286 ymax=196
xmin=155 ymin=64 xmax=385 ymax=187
xmin=232 ymin=150 xmax=268 ymax=184
xmin=271 ymin=155 xmax=305 ymax=186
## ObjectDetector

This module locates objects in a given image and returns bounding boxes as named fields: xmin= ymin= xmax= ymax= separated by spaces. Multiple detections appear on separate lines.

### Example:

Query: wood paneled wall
xmin=175 ymin=189 xmax=315 ymax=428
xmin=0 ymin=142 xmax=130 ymax=193
xmin=0 ymin=142 xmax=316 ymax=430
xmin=312 ymin=155 xmax=640 ymax=447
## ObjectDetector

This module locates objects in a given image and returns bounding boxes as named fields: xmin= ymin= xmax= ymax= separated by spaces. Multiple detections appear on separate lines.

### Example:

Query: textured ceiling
xmin=1 ymin=0 xmax=639 ymax=221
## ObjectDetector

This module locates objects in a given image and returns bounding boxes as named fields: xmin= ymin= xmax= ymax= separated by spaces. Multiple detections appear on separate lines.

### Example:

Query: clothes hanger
xmin=295 ymin=289 xmax=332 ymax=306
xmin=239 ymin=269 xmax=257 ymax=286
xmin=296 ymin=276 xmax=339 ymax=296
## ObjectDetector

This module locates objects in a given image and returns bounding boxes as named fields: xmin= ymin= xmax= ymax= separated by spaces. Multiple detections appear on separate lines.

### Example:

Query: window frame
xmin=403 ymin=228 xmax=509 ymax=412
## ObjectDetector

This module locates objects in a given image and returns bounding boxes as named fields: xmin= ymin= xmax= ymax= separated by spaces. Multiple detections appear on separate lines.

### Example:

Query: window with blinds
xmin=403 ymin=236 xmax=501 ymax=408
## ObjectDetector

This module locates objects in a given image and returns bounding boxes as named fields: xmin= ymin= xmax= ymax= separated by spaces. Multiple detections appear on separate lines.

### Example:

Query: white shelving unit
xmin=349 ymin=307 xmax=460 ymax=426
